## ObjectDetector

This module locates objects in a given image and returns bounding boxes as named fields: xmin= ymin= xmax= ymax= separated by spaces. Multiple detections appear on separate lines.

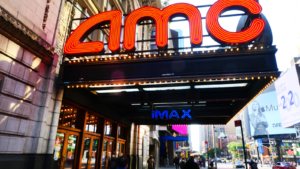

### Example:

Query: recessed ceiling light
xmin=144 ymin=86 xmax=190 ymax=91
xmin=195 ymin=83 xmax=247 ymax=89
xmin=96 ymin=89 xmax=139 ymax=93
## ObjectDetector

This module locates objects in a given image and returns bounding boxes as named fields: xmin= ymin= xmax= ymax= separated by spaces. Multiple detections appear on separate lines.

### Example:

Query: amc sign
xmin=64 ymin=0 xmax=265 ymax=56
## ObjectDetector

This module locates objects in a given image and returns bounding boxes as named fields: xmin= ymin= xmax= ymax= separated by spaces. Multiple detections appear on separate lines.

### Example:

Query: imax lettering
xmin=64 ymin=0 xmax=265 ymax=56
xmin=152 ymin=109 xmax=192 ymax=119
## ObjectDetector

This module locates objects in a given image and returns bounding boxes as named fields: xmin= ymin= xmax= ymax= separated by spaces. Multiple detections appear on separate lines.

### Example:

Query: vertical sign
xmin=275 ymin=64 xmax=300 ymax=128
xmin=205 ymin=141 xmax=208 ymax=153
xmin=257 ymin=139 xmax=264 ymax=154
xmin=174 ymin=141 xmax=179 ymax=150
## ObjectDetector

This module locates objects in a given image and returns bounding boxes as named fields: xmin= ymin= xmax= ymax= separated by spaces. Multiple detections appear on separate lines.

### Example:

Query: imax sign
xmin=152 ymin=109 xmax=192 ymax=119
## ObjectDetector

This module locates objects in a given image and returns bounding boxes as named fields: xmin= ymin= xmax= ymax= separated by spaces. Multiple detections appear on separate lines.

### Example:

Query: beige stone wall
xmin=0 ymin=33 xmax=60 ymax=154
xmin=129 ymin=124 xmax=150 ymax=157
xmin=0 ymin=0 xmax=62 ymax=45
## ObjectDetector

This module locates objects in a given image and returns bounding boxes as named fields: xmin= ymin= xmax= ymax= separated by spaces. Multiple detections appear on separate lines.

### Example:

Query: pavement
xmin=158 ymin=163 xmax=300 ymax=169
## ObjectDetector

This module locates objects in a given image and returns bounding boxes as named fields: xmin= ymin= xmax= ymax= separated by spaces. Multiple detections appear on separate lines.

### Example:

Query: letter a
xmin=64 ymin=10 xmax=122 ymax=56
xmin=169 ymin=110 xmax=180 ymax=119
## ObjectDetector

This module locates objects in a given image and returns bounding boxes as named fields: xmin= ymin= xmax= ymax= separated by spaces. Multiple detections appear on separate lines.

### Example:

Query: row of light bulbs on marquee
xmin=66 ymin=46 xmax=267 ymax=64
xmin=66 ymin=76 xmax=275 ymax=88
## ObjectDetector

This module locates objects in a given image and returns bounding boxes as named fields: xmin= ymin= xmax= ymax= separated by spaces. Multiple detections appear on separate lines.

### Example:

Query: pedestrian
xmin=249 ymin=159 xmax=257 ymax=169
xmin=174 ymin=155 xmax=180 ymax=169
xmin=109 ymin=153 xmax=118 ymax=169
xmin=147 ymin=155 xmax=155 ymax=169
xmin=210 ymin=159 xmax=214 ymax=169
xmin=183 ymin=156 xmax=199 ymax=169
xmin=160 ymin=156 xmax=164 ymax=166
xmin=180 ymin=158 xmax=186 ymax=169
xmin=198 ymin=158 xmax=203 ymax=169
xmin=224 ymin=158 xmax=227 ymax=164
xmin=117 ymin=156 xmax=128 ymax=169
xmin=166 ymin=157 xmax=169 ymax=166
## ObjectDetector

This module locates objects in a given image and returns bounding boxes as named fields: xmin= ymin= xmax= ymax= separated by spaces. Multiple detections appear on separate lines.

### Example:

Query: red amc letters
xmin=64 ymin=0 xmax=265 ymax=56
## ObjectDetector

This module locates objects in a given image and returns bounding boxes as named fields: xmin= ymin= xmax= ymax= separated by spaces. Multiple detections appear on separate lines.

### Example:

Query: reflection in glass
xmin=90 ymin=139 xmax=99 ymax=169
xmin=108 ymin=142 xmax=113 ymax=164
xmin=81 ymin=138 xmax=91 ymax=169
xmin=59 ymin=104 xmax=78 ymax=128
xmin=53 ymin=133 xmax=64 ymax=169
xmin=105 ymin=121 xmax=112 ymax=136
xmin=64 ymin=135 xmax=78 ymax=169
xmin=86 ymin=113 xmax=98 ymax=133
xmin=117 ymin=143 xmax=120 ymax=157
xmin=102 ymin=141 xmax=107 ymax=169
xmin=121 ymin=144 xmax=125 ymax=156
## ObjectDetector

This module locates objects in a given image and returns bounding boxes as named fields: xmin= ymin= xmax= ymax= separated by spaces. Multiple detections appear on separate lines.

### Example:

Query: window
xmin=85 ymin=113 xmax=99 ymax=133
xmin=105 ymin=121 xmax=112 ymax=136
xmin=118 ymin=126 xmax=121 ymax=138
xmin=59 ymin=104 xmax=78 ymax=128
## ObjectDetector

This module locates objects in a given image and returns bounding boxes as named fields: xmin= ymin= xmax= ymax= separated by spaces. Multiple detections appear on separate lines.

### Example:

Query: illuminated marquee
xmin=152 ymin=109 xmax=192 ymax=119
xmin=64 ymin=0 xmax=265 ymax=56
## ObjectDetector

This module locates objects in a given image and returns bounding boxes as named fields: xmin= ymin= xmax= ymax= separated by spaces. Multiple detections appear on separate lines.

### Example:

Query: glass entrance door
xmin=101 ymin=138 xmax=115 ymax=169
xmin=81 ymin=135 xmax=100 ymax=169
xmin=53 ymin=130 xmax=79 ymax=169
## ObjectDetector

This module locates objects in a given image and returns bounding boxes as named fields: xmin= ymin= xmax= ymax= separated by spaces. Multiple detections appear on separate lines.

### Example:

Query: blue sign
xmin=152 ymin=109 xmax=192 ymax=119
xmin=257 ymin=139 xmax=264 ymax=154
xmin=174 ymin=141 xmax=179 ymax=149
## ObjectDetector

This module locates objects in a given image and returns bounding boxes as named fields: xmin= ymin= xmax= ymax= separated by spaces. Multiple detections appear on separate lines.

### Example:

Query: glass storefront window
xmin=90 ymin=139 xmax=99 ymax=169
xmin=117 ymin=143 xmax=120 ymax=157
xmin=121 ymin=143 xmax=125 ymax=156
xmin=65 ymin=135 xmax=78 ymax=169
xmin=118 ymin=126 xmax=121 ymax=138
xmin=81 ymin=138 xmax=91 ymax=169
xmin=102 ymin=141 xmax=107 ymax=169
xmin=85 ymin=113 xmax=98 ymax=133
xmin=59 ymin=104 xmax=78 ymax=129
xmin=53 ymin=132 xmax=64 ymax=168
xmin=105 ymin=121 xmax=112 ymax=136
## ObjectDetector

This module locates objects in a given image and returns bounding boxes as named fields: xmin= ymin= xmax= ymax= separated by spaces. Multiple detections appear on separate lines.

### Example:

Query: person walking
xmin=210 ymin=159 xmax=214 ymax=169
xmin=198 ymin=158 xmax=203 ymax=169
xmin=183 ymin=156 xmax=199 ymax=169
xmin=117 ymin=156 xmax=128 ymax=169
xmin=174 ymin=155 xmax=180 ymax=169
xmin=249 ymin=159 xmax=258 ymax=169
xmin=160 ymin=156 xmax=164 ymax=167
xmin=109 ymin=154 xmax=118 ymax=169
xmin=147 ymin=155 xmax=155 ymax=169
xmin=180 ymin=158 xmax=186 ymax=169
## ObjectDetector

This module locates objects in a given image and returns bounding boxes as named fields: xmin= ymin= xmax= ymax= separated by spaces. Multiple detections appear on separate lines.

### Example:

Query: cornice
xmin=0 ymin=5 xmax=55 ymax=58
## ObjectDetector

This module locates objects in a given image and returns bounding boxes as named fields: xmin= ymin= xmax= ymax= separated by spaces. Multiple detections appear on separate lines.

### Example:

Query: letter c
xmin=206 ymin=0 xmax=265 ymax=44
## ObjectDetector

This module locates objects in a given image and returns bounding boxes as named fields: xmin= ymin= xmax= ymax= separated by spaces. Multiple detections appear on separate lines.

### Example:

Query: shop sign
xmin=282 ymin=140 xmax=299 ymax=143
xmin=152 ymin=109 xmax=192 ymax=119
xmin=296 ymin=156 xmax=300 ymax=158
xmin=174 ymin=141 xmax=179 ymax=149
xmin=275 ymin=64 xmax=300 ymax=128
xmin=64 ymin=0 xmax=265 ymax=56
xmin=257 ymin=139 xmax=264 ymax=154
xmin=282 ymin=155 xmax=294 ymax=158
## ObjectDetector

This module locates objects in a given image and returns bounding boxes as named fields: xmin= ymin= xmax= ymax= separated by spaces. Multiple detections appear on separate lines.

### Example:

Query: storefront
xmin=53 ymin=101 xmax=128 ymax=169
xmin=279 ymin=140 xmax=300 ymax=164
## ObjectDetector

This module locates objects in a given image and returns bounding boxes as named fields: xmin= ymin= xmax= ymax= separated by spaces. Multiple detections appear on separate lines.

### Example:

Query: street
xmin=158 ymin=162 xmax=300 ymax=169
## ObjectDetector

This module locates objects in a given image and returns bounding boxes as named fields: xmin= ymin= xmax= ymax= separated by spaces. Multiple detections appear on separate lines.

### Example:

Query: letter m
xmin=154 ymin=110 xmax=168 ymax=119
xmin=64 ymin=10 xmax=122 ymax=56
xmin=123 ymin=3 xmax=202 ymax=51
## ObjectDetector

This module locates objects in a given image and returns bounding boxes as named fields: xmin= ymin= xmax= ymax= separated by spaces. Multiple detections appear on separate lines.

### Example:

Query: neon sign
xmin=64 ymin=0 xmax=265 ymax=56
xmin=152 ymin=109 xmax=192 ymax=119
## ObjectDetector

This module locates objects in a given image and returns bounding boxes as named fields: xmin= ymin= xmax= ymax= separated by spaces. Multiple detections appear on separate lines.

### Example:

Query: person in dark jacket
xmin=183 ymin=157 xmax=199 ymax=169
xmin=180 ymin=158 xmax=186 ymax=169
xmin=210 ymin=160 xmax=214 ymax=169
xmin=174 ymin=155 xmax=180 ymax=169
